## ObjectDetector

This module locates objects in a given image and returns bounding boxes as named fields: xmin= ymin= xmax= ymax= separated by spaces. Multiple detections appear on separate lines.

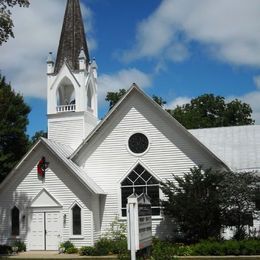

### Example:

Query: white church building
xmin=0 ymin=0 xmax=259 ymax=251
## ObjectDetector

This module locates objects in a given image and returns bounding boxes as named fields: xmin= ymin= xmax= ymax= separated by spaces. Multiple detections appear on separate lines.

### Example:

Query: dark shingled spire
xmin=54 ymin=0 xmax=90 ymax=74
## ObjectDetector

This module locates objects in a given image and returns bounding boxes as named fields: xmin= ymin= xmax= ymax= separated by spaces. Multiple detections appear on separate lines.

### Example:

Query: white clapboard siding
xmin=0 ymin=143 xmax=94 ymax=248
xmin=48 ymin=118 xmax=84 ymax=150
xmin=76 ymin=91 xmax=225 ymax=238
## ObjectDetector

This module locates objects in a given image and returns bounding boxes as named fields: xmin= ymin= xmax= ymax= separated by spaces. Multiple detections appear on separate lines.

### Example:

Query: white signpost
xmin=127 ymin=193 xmax=152 ymax=260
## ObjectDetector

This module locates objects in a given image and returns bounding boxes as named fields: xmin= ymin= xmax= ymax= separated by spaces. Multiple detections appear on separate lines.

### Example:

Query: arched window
xmin=11 ymin=206 xmax=20 ymax=236
xmin=56 ymin=77 xmax=76 ymax=112
xmin=121 ymin=164 xmax=160 ymax=217
xmin=87 ymin=86 xmax=92 ymax=109
xmin=72 ymin=204 xmax=81 ymax=235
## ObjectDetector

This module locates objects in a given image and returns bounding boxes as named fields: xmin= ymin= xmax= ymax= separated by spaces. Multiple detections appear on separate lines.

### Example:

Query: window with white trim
xmin=11 ymin=206 xmax=20 ymax=236
xmin=72 ymin=204 xmax=81 ymax=235
xmin=121 ymin=164 xmax=160 ymax=217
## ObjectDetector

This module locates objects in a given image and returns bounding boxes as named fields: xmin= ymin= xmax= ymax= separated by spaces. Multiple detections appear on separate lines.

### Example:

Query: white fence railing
xmin=57 ymin=104 xmax=76 ymax=112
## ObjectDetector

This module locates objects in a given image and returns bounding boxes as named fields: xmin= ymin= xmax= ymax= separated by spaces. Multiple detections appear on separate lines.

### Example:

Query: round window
xmin=128 ymin=133 xmax=149 ymax=154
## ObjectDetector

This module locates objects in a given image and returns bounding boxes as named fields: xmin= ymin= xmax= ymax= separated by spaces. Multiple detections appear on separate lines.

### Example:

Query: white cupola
xmin=46 ymin=0 xmax=98 ymax=150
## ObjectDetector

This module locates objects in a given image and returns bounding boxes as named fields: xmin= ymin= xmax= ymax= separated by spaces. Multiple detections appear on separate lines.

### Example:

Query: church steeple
xmin=47 ymin=0 xmax=98 ymax=149
xmin=54 ymin=0 xmax=90 ymax=74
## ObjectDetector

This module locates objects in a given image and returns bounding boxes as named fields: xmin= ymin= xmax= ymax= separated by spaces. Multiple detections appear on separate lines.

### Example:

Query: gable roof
xmin=190 ymin=125 xmax=260 ymax=172
xmin=70 ymin=84 xmax=230 ymax=171
xmin=41 ymin=138 xmax=105 ymax=194
xmin=0 ymin=138 xmax=105 ymax=195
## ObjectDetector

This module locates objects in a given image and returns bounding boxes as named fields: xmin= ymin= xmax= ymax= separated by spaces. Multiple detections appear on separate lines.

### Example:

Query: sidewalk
xmin=0 ymin=251 xmax=117 ymax=260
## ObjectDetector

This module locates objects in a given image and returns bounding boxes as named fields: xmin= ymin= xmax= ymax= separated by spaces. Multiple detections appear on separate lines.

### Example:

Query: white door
xmin=46 ymin=212 xmax=61 ymax=250
xmin=29 ymin=211 xmax=61 ymax=250
xmin=29 ymin=212 xmax=45 ymax=250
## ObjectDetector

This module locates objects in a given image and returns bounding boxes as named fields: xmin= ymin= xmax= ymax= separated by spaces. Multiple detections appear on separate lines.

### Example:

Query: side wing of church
xmin=0 ymin=0 xmax=259 ymax=251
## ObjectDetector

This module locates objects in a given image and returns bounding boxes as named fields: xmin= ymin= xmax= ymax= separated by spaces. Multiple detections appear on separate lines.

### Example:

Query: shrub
xmin=239 ymin=240 xmax=260 ymax=255
xmin=151 ymin=240 xmax=177 ymax=260
xmin=95 ymin=238 xmax=114 ymax=256
xmin=191 ymin=240 xmax=233 ymax=256
xmin=79 ymin=246 xmax=96 ymax=256
xmin=66 ymin=247 xmax=78 ymax=254
xmin=104 ymin=216 xmax=127 ymax=240
xmin=112 ymin=238 xmax=128 ymax=255
xmin=175 ymin=244 xmax=192 ymax=256
xmin=0 ymin=245 xmax=12 ymax=255
xmin=59 ymin=240 xmax=76 ymax=254
xmin=94 ymin=237 xmax=128 ymax=256
xmin=12 ymin=240 xmax=26 ymax=252
xmin=221 ymin=240 xmax=240 ymax=255
xmin=118 ymin=251 xmax=130 ymax=260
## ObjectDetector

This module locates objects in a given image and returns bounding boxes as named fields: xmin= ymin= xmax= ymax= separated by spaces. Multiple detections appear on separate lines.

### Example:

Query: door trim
xmin=28 ymin=209 xmax=61 ymax=251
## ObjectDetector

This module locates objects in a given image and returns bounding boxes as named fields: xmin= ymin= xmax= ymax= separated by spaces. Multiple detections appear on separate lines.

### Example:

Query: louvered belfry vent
xmin=54 ymin=0 xmax=90 ymax=74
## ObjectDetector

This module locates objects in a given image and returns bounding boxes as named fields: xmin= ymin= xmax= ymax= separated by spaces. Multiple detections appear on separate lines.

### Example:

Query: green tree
xmin=0 ymin=75 xmax=31 ymax=182
xmin=152 ymin=95 xmax=167 ymax=107
xmin=0 ymin=0 xmax=30 ymax=45
xmin=220 ymin=171 xmax=260 ymax=240
xmin=105 ymin=89 xmax=126 ymax=110
xmin=105 ymin=89 xmax=167 ymax=110
xmin=168 ymin=94 xmax=254 ymax=129
xmin=30 ymin=130 xmax=47 ymax=145
xmin=161 ymin=167 xmax=260 ymax=242
xmin=161 ymin=166 xmax=224 ymax=242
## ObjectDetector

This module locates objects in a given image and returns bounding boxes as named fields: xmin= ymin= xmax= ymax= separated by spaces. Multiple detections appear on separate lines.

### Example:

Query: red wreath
xmin=37 ymin=157 xmax=46 ymax=177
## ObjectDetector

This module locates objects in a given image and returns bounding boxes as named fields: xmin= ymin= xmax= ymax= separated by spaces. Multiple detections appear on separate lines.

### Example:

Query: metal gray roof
xmin=41 ymin=138 xmax=105 ymax=195
xmin=190 ymin=125 xmax=260 ymax=172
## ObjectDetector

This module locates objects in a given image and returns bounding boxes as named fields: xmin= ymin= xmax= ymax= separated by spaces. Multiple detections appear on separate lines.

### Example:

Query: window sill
xmin=69 ymin=235 xmax=84 ymax=240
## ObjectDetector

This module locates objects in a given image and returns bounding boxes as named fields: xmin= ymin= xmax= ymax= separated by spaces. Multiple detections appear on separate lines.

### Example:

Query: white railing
xmin=56 ymin=104 xmax=76 ymax=112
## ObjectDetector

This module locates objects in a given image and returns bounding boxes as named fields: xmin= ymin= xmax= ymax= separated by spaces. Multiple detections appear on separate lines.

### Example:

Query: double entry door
xmin=29 ymin=211 xmax=61 ymax=250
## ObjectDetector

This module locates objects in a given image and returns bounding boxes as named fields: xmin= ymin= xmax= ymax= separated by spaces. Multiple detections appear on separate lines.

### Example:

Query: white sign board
xmin=127 ymin=193 xmax=152 ymax=258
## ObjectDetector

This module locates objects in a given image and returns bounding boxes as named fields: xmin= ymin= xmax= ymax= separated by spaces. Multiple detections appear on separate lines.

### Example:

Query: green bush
xmin=221 ymin=240 xmax=240 ymax=255
xmin=149 ymin=239 xmax=260 ymax=257
xmin=0 ymin=245 xmax=12 ymax=255
xmin=112 ymin=239 xmax=128 ymax=255
xmin=190 ymin=239 xmax=260 ymax=256
xmin=95 ymin=238 xmax=114 ymax=255
xmin=239 ymin=240 xmax=260 ymax=255
xmin=12 ymin=240 xmax=26 ymax=252
xmin=191 ymin=240 xmax=225 ymax=256
xmin=117 ymin=251 xmax=130 ymax=260
xmin=151 ymin=240 xmax=178 ymax=260
xmin=94 ymin=237 xmax=128 ymax=256
xmin=79 ymin=246 xmax=96 ymax=256
xmin=175 ymin=244 xmax=192 ymax=256
xmin=59 ymin=240 xmax=76 ymax=254
xmin=66 ymin=247 xmax=78 ymax=254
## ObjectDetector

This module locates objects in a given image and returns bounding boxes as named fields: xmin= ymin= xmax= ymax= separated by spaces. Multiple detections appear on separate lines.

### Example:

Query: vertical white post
xmin=130 ymin=203 xmax=136 ymax=260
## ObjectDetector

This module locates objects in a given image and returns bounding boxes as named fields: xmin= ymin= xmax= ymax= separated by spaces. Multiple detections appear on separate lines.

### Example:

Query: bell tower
xmin=47 ymin=0 xmax=98 ymax=149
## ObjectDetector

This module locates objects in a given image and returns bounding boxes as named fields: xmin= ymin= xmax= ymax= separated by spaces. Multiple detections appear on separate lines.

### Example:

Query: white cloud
xmin=0 ymin=0 xmax=96 ymax=99
xmin=122 ymin=0 xmax=260 ymax=67
xmin=253 ymin=75 xmax=260 ymax=89
xmin=166 ymin=96 xmax=191 ymax=109
xmin=233 ymin=91 xmax=260 ymax=124
xmin=98 ymin=68 xmax=152 ymax=105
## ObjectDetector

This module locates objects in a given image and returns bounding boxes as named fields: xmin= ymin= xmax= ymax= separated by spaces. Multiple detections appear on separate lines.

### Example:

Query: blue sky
xmin=1 ymin=0 xmax=260 ymax=137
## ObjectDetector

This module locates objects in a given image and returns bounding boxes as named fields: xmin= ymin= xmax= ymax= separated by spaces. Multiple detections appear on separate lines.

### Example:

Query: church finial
xmin=54 ymin=0 xmax=90 ymax=74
